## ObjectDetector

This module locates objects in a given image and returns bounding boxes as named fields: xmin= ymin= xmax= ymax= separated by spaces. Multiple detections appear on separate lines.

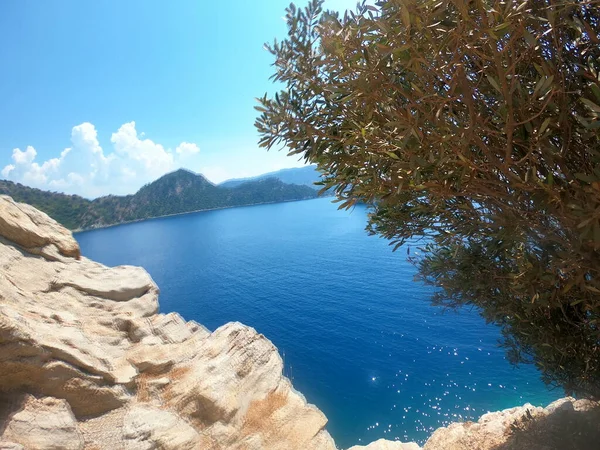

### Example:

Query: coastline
xmin=73 ymin=195 xmax=325 ymax=234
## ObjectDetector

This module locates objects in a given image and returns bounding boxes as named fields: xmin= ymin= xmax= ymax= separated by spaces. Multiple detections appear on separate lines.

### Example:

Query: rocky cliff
xmin=0 ymin=195 xmax=597 ymax=450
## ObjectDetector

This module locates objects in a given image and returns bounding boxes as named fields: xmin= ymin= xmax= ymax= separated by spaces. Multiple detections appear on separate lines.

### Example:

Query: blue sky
xmin=0 ymin=0 xmax=357 ymax=198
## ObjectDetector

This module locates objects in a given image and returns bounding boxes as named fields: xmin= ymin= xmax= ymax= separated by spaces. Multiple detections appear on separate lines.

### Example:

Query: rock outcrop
xmin=0 ymin=195 xmax=333 ymax=449
xmin=348 ymin=397 xmax=600 ymax=450
xmin=0 ymin=195 xmax=598 ymax=450
xmin=422 ymin=397 xmax=599 ymax=450
xmin=348 ymin=440 xmax=421 ymax=450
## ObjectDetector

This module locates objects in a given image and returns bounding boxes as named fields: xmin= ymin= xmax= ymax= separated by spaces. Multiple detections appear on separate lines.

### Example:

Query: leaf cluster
xmin=256 ymin=0 xmax=600 ymax=396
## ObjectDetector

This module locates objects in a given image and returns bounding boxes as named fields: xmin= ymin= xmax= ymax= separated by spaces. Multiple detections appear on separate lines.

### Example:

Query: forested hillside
xmin=0 ymin=169 xmax=318 ymax=230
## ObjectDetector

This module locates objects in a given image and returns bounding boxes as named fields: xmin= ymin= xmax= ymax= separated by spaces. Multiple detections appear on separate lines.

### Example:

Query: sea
xmin=75 ymin=197 xmax=560 ymax=448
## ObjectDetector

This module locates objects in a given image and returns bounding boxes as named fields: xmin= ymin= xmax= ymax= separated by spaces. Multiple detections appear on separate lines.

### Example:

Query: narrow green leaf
xmin=523 ymin=29 xmax=536 ymax=47
xmin=494 ymin=22 xmax=510 ymax=32
xmin=575 ymin=173 xmax=596 ymax=183
xmin=582 ymin=98 xmax=600 ymax=114
xmin=590 ymin=83 xmax=600 ymax=102
xmin=401 ymin=7 xmax=410 ymax=29
xmin=584 ymin=285 xmax=600 ymax=294
xmin=487 ymin=75 xmax=502 ymax=93
xmin=539 ymin=117 xmax=552 ymax=134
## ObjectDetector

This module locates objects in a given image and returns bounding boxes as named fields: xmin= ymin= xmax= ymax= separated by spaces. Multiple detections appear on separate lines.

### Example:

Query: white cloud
xmin=1 ymin=164 xmax=14 ymax=178
xmin=3 ymin=146 xmax=64 ymax=187
xmin=13 ymin=146 xmax=37 ymax=165
xmin=175 ymin=142 xmax=200 ymax=156
xmin=111 ymin=121 xmax=175 ymax=177
xmin=0 ymin=121 xmax=201 ymax=198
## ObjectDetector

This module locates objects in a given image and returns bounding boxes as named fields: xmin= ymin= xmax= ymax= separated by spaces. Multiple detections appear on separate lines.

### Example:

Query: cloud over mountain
xmin=1 ymin=122 xmax=201 ymax=198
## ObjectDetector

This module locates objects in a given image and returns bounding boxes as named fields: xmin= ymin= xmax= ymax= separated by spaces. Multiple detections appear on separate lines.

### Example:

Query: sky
xmin=0 ymin=0 xmax=358 ymax=198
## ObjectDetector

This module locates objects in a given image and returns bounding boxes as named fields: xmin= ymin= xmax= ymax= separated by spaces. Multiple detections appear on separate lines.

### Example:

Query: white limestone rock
xmin=0 ymin=396 xmax=83 ymax=450
xmin=348 ymin=439 xmax=422 ymax=450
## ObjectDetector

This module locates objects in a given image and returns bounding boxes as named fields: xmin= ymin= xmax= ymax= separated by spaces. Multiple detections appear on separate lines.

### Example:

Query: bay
xmin=76 ymin=197 xmax=559 ymax=448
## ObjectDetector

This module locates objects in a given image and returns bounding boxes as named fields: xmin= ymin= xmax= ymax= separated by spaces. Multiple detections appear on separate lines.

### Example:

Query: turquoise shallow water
xmin=76 ymin=197 xmax=560 ymax=448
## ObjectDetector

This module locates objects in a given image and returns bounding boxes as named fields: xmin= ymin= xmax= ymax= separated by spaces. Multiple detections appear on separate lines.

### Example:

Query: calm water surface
xmin=76 ymin=197 xmax=559 ymax=448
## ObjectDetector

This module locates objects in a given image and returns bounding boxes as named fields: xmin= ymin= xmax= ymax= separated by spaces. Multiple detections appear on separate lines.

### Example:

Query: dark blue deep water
xmin=76 ymin=197 xmax=559 ymax=448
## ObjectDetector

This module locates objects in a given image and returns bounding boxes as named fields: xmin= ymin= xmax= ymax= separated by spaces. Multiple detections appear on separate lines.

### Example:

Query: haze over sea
xmin=76 ymin=197 xmax=559 ymax=448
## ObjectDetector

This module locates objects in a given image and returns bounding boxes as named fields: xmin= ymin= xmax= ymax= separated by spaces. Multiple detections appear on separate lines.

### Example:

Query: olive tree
xmin=256 ymin=0 xmax=600 ymax=397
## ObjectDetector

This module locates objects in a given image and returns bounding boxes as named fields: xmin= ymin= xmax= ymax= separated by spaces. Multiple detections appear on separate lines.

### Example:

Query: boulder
xmin=0 ymin=195 xmax=80 ymax=258
xmin=0 ymin=396 xmax=83 ymax=450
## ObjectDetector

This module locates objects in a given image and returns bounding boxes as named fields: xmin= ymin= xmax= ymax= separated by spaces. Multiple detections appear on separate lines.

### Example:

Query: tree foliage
xmin=256 ymin=0 xmax=600 ymax=396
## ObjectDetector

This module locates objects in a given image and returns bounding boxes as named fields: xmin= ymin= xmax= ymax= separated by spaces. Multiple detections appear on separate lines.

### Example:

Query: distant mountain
xmin=220 ymin=165 xmax=322 ymax=189
xmin=0 ymin=169 xmax=318 ymax=230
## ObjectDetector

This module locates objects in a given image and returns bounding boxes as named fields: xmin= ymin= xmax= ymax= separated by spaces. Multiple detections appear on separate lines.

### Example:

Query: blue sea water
xmin=76 ymin=197 xmax=560 ymax=448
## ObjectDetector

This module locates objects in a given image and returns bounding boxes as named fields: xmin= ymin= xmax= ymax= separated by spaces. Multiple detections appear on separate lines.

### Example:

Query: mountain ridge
xmin=220 ymin=165 xmax=322 ymax=189
xmin=0 ymin=168 xmax=318 ymax=231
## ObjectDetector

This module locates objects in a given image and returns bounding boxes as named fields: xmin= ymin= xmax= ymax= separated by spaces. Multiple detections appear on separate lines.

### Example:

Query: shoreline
xmin=73 ymin=196 xmax=325 ymax=234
